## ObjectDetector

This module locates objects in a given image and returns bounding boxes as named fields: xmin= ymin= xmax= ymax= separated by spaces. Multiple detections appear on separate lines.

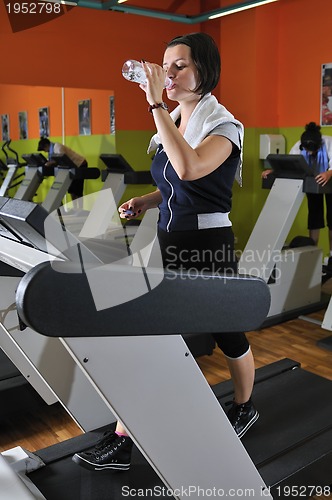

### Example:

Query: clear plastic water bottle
xmin=122 ymin=60 xmax=172 ymax=89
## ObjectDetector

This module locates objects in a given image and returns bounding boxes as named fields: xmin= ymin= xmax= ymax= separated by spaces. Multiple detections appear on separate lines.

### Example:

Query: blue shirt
xmin=151 ymin=142 xmax=240 ymax=232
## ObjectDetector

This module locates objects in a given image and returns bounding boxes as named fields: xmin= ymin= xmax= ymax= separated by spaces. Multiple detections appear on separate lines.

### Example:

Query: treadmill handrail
xmin=16 ymin=261 xmax=271 ymax=338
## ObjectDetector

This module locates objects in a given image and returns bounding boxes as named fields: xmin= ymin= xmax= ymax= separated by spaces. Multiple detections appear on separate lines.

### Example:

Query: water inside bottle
xmin=122 ymin=60 xmax=172 ymax=89
xmin=122 ymin=60 xmax=146 ymax=85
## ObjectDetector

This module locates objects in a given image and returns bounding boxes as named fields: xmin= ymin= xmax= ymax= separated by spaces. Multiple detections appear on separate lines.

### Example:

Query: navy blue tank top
xmin=151 ymin=144 xmax=240 ymax=232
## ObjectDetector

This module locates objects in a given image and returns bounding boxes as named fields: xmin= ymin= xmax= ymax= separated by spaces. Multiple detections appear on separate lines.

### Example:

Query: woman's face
xmin=163 ymin=44 xmax=200 ymax=103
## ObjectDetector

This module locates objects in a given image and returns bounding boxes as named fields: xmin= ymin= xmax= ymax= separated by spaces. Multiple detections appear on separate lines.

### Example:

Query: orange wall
xmin=0 ymin=1 xmax=200 ymax=130
xmin=0 ymin=84 xmax=113 ymax=139
xmin=217 ymin=0 xmax=332 ymax=128
xmin=0 ymin=85 xmax=62 ymax=139
xmin=277 ymin=0 xmax=332 ymax=127
xmin=0 ymin=0 xmax=332 ymax=131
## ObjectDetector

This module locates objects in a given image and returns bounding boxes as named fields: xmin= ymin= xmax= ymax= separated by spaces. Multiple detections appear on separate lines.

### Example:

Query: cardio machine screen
xmin=51 ymin=154 xmax=77 ymax=169
xmin=100 ymin=154 xmax=133 ymax=173
xmin=266 ymin=154 xmax=314 ymax=179
xmin=22 ymin=154 xmax=47 ymax=167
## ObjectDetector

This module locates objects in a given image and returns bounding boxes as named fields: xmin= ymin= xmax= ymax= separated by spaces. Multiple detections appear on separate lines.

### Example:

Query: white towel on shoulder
xmin=147 ymin=93 xmax=244 ymax=185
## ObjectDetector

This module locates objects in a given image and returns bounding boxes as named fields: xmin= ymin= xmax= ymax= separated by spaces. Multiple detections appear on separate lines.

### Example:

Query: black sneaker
xmin=72 ymin=431 xmax=133 ymax=471
xmin=226 ymin=398 xmax=259 ymax=438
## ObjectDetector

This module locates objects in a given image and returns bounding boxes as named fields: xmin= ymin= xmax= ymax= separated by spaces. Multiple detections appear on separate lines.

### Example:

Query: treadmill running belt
xmin=29 ymin=450 xmax=166 ymax=500
xmin=27 ymin=360 xmax=332 ymax=499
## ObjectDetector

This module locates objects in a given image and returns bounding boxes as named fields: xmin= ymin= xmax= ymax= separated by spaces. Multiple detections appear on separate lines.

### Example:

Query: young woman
xmin=262 ymin=122 xmax=332 ymax=258
xmin=290 ymin=122 xmax=332 ymax=252
xmin=72 ymin=32 xmax=258 ymax=472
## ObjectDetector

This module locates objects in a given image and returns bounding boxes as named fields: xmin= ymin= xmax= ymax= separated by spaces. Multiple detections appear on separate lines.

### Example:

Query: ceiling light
xmin=47 ymin=0 xmax=78 ymax=4
xmin=209 ymin=0 xmax=279 ymax=19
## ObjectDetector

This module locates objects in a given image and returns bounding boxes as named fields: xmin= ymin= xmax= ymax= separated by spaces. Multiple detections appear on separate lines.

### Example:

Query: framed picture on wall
xmin=321 ymin=63 xmax=332 ymax=126
xmin=110 ymin=95 xmax=115 ymax=135
xmin=39 ymin=106 xmax=50 ymax=137
xmin=1 ymin=114 xmax=10 ymax=141
xmin=18 ymin=111 xmax=28 ymax=139
xmin=78 ymin=99 xmax=91 ymax=135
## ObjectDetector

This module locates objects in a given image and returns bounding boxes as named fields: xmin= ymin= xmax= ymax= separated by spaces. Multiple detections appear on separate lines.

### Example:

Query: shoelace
xmin=95 ymin=431 xmax=119 ymax=450
xmin=225 ymin=400 xmax=246 ymax=421
xmin=87 ymin=435 xmax=123 ymax=460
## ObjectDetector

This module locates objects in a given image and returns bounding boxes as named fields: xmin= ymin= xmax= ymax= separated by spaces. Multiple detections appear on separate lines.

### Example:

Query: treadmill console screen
xmin=100 ymin=154 xmax=133 ymax=173
xmin=22 ymin=154 xmax=47 ymax=167
xmin=266 ymin=154 xmax=313 ymax=179
xmin=51 ymin=154 xmax=78 ymax=169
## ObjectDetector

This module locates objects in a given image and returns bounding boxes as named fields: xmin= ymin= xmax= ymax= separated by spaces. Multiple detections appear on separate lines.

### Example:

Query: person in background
xmin=291 ymin=123 xmax=332 ymax=264
xmin=72 ymin=32 xmax=259 ymax=473
xmin=37 ymin=137 xmax=88 ymax=209
xmin=262 ymin=123 xmax=332 ymax=262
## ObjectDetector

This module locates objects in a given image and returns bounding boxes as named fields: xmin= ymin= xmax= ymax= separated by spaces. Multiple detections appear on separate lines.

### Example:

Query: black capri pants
xmin=157 ymin=226 xmax=250 ymax=359
xmin=307 ymin=193 xmax=332 ymax=230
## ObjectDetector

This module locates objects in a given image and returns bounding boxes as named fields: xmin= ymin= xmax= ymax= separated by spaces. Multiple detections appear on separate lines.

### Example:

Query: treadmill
xmin=1 ymin=168 xmax=332 ymax=497
xmin=11 ymin=256 xmax=273 ymax=499
xmin=41 ymin=154 xmax=100 ymax=213
xmin=239 ymin=154 xmax=331 ymax=327
xmin=99 ymin=153 xmax=153 ymax=190
xmin=15 ymin=153 xmax=49 ymax=201
xmin=0 ymin=140 xmax=26 ymax=196
xmin=6 ymin=252 xmax=332 ymax=500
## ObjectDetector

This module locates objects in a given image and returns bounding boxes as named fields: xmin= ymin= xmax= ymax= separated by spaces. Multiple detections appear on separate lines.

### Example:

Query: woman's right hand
xmin=118 ymin=197 xmax=148 ymax=220
xmin=139 ymin=61 xmax=166 ymax=106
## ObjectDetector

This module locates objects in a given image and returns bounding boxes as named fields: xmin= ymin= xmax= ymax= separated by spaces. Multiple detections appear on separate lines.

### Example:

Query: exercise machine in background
xmin=100 ymin=153 xmax=153 ymax=203
xmin=41 ymin=153 xmax=100 ymax=213
xmin=76 ymin=153 xmax=153 ymax=245
xmin=0 ymin=140 xmax=26 ymax=196
xmin=15 ymin=153 xmax=49 ymax=201
xmin=0 ymin=155 xmax=8 ymax=181
xmin=0 ymin=155 xmax=101 ymax=423
xmin=2 ymin=150 xmax=100 ymax=210
xmin=1 ymin=177 xmax=332 ymax=497
xmin=239 ymin=154 xmax=331 ymax=326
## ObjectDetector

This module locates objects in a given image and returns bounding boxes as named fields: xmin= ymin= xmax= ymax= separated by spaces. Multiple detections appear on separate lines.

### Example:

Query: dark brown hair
xmin=300 ymin=122 xmax=322 ymax=151
xmin=167 ymin=32 xmax=221 ymax=97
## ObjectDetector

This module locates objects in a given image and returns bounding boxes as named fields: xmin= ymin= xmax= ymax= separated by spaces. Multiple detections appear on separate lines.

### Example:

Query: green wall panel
xmin=3 ymin=127 xmax=332 ymax=258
